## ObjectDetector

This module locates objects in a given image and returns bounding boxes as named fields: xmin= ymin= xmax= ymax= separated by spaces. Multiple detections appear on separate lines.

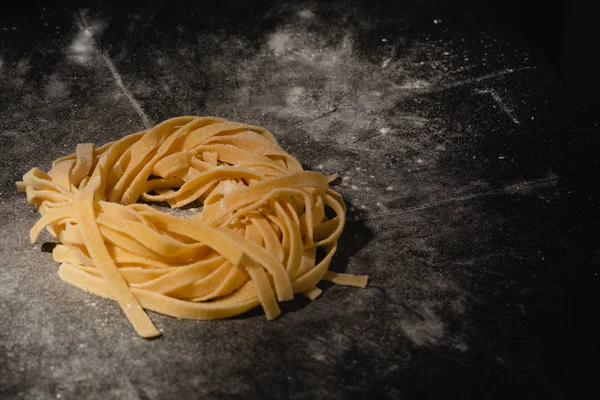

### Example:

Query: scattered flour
xmin=399 ymin=304 xmax=445 ymax=346
xmin=298 ymin=9 xmax=315 ymax=19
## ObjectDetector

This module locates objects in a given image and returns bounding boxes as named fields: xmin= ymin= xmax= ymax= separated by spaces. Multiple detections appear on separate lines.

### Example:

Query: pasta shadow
xmin=41 ymin=242 xmax=57 ymax=253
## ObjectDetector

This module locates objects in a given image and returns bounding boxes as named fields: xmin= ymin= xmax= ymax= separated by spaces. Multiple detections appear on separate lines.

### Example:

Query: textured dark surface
xmin=1 ymin=1 xmax=599 ymax=399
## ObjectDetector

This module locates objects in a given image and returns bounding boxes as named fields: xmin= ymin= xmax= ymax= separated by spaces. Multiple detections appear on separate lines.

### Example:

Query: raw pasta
xmin=17 ymin=116 xmax=368 ymax=338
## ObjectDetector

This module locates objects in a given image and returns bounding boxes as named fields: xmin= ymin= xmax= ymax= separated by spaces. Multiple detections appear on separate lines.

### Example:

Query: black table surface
xmin=1 ymin=1 xmax=599 ymax=399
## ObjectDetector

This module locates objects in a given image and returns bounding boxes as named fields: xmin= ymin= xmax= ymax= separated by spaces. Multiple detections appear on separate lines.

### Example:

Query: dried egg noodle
xmin=17 ymin=116 xmax=368 ymax=338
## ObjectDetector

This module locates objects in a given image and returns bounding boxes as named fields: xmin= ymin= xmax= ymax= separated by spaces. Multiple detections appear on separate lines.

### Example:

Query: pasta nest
xmin=17 ymin=116 xmax=367 ymax=338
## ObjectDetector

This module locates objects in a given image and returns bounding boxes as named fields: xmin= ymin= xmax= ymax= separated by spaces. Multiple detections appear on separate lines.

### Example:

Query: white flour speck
xmin=397 ymin=79 xmax=430 ymax=90
xmin=400 ymin=305 xmax=445 ymax=346
xmin=298 ymin=9 xmax=315 ymax=19
xmin=379 ymin=127 xmax=390 ymax=135
xmin=286 ymin=86 xmax=306 ymax=107
xmin=386 ymin=186 xmax=394 ymax=191
xmin=68 ymin=17 xmax=105 ymax=65
xmin=351 ymin=185 xmax=358 ymax=190
xmin=267 ymin=31 xmax=292 ymax=56
xmin=219 ymin=180 xmax=239 ymax=195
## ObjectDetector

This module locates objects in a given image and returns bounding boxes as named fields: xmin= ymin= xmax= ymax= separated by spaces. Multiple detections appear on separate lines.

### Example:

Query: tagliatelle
xmin=17 ymin=116 xmax=368 ymax=338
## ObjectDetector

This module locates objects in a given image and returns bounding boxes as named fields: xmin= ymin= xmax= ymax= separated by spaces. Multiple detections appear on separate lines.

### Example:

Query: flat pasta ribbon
xmin=17 ymin=116 xmax=368 ymax=338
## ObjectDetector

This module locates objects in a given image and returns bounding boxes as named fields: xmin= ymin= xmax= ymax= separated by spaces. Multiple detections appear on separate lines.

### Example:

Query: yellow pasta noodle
xmin=16 ymin=116 xmax=368 ymax=338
